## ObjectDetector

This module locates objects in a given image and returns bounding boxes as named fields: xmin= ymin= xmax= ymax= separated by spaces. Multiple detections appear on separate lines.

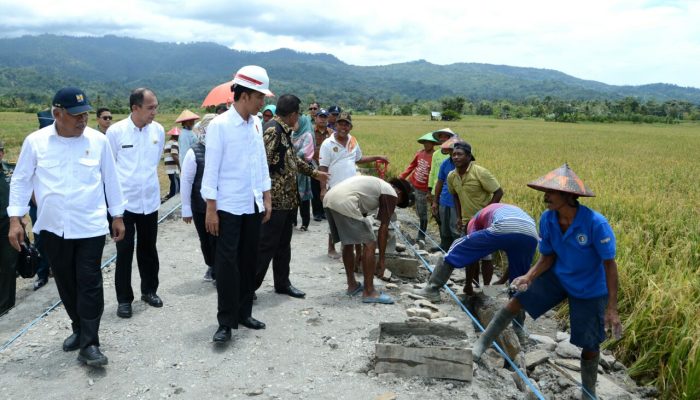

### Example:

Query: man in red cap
xmin=471 ymin=164 xmax=622 ymax=400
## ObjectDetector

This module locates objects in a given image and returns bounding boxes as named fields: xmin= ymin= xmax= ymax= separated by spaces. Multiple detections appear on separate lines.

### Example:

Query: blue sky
xmin=1 ymin=0 xmax=698 ymax=88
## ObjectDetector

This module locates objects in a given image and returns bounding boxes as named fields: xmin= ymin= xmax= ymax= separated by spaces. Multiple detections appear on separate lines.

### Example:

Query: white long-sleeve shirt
xmin=200 ymin=108 xmax=270 ymax=215
xmin=180 ymin=148 xmax=197 ymax=218
xmin=8 ymin=125 xmax=126 ymax=239
xmin=106 ymin=115 xmax=165 ymax=214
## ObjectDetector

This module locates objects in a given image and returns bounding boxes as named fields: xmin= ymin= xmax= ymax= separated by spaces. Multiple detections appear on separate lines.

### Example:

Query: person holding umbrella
xmin=471 ymin=164 xmax=622 ymax=400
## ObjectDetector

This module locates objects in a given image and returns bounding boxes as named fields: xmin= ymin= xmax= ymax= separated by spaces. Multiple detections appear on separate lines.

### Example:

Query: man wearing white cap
xmin=201 ymin=65 xmax=273 ymax=343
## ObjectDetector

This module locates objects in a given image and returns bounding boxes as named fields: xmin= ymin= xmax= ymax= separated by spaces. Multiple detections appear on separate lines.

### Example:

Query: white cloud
xmin=0 ymin=0 xmax=698 ymax=87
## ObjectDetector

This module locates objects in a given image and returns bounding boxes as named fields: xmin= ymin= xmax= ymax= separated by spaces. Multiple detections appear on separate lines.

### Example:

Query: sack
xmin=16 ymin=234 xmax=40 ymax=279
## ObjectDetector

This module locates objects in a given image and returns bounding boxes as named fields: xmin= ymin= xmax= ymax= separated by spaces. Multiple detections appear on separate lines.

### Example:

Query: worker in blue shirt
xmin=471 ymin=164 xmax=622 ymax=400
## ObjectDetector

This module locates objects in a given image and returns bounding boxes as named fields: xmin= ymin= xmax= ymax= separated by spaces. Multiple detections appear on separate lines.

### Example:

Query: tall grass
xmin=353 ymin=115 xmax=699 ymax=399
xmin=2 ymin=112 xmax=698 ymax=398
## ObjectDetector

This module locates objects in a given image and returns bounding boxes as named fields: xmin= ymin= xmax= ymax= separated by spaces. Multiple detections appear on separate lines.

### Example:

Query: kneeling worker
xmin=323 ymin=175 xmax=413 ymax=304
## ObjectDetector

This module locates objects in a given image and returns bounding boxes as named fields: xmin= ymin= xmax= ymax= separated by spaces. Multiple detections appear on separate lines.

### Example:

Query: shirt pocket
xmin=77 ymin=158 xmax=100 ymax=185
xmin=37 ymin=159 xmax=62 ymax=182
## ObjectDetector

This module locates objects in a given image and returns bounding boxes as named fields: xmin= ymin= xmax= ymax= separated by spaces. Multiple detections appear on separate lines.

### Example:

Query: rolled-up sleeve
xmin=102 ymin=139 xmax=126 ymax=216
xmin=7 ymin=138 xmax=36 ymax=217
xmin=201 ymin=122 xmax=222 ymax=200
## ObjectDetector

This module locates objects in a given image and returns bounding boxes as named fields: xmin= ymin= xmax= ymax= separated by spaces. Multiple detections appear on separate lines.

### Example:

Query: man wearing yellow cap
xmin=176 ymin=109 xmax=200 ymax=169
xmin=471 ymin=164 xmax=622 ymax=400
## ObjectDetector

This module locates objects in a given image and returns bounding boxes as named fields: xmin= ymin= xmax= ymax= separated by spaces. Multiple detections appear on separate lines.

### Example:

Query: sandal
xmin=299 ymin=226 xmax=308 ymax=231
xmin=362 ymin=292 xmax=394 ymax=304
xmin=346 ymin=282 xmax=363 ymax=296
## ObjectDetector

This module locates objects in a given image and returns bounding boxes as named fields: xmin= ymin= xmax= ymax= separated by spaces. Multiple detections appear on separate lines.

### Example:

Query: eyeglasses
xmin=101 ymin=116 xmax=113 ymax=120
xmin=308 ymin=107 xmax=318 ymax=111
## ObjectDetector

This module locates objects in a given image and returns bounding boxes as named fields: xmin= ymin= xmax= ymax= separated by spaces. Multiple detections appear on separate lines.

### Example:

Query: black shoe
xmin=313 ymin=216 xmax=322 ymax=222
xmin=77 ymin=345 xmax=108 ymax=366
xmin=62 ymin=333 xmax=80 ymax=352
xmin=275 ymin=285 xmax=306 ymax=298
xmin=141 ymin=293 xmax=163 ymax=308
xmin=239 ymin=316 xmax=265 ymax=330
xmin=213 ymin=325 xmax=231 ymax=342
xmin=253 ymin=293 xmax=257 ymax=301
xmin=33 ymin=277 xmax=48 ymax=291
xmin=117 ymin=303 xmax=132 ymax=318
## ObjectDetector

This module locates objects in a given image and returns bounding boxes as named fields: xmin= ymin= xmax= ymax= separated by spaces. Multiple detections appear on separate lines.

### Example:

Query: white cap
xmin=232 ymin=65 xmax=273 ymax=96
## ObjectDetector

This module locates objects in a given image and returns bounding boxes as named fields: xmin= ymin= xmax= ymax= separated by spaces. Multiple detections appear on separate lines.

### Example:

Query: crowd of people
xmin=0 ymin=64 xmax=623 ymax=399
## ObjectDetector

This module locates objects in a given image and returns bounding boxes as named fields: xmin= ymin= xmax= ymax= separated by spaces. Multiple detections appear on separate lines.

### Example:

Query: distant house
xmin=430 ymin=111 xmax=441 ymax=121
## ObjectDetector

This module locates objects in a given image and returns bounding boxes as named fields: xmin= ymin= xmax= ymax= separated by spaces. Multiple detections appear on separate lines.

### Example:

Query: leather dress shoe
xmin=62 ymin=332 xmax=80 ymax=352
xmin=239 ymin=316 xmax=265 ymax=330
xmin=117 ymin=303 xmax=132 ymax=318
xmin=275 ymin=285 xmax=306 ymax=298
xmin=77 ymin=345 xmax=108 ymax=366
xmin=141 ymin=293 xmax=163 ymax=307
xmin=33 ymin=277 xmax=48 ymax=291
xmin=213 ymin=325 xmax=231 ymax=342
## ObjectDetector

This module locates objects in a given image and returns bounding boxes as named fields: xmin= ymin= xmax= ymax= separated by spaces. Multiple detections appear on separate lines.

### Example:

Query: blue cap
xmin=316 ymin=108 xmax=329 ymax=117
xmin=328 ymin=105 xmax=341 ymax=115
xmin=52 ymin=87 xmax=92 ymax=115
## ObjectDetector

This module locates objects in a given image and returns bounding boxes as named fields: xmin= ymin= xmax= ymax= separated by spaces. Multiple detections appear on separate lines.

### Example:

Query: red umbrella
xmin=201 ymin=82 xmax=234 ymax=107
xmin=201 ymin=81 xmax=276 ymax=107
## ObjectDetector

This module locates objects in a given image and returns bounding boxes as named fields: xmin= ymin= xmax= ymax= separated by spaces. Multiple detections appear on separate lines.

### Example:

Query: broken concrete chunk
xmin=405 ymin=308 xmax=432 ymax=319
xmin=524 ymin=350 xmax=550 ymax=369
xmin=431 ymin=317 xmax=458 ymax=324
xmin=529 ymin=334 xmax=556 ymax=346
xmin=555 ymin=341 xmax=581 ymax=359
xmin=406 ymin=316 xmax=430 ymax=323
xmin=413 ymin=299 xmax=440 ymax=312
xmin=556 ymin=331 xmax=571 ymax=342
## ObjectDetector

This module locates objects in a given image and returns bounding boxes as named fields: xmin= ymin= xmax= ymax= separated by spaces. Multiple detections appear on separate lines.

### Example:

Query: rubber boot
xmin=412 ymin=256 xmax=454 ymax=303
xmin=581 ymin=354 xmax=600 ymax=399
xmin=512 ymin=309 xmax=529 ymax=346
xmin=472 ymin=307 xmax=517 ymax=360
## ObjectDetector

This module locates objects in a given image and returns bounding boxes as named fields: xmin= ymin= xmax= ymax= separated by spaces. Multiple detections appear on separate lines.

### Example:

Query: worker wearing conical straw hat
xmin=176 ymin=109 xmax=200 ymax=168
xmin=472 ymin=163 xmax=622 ymax=400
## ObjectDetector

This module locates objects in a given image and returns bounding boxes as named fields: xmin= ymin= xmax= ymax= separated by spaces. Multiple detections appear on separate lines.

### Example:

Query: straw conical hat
xmin=417 ymin=132 xmax=440 ymax=144
xmin=175 ymin=109 xmax=201 ymax=123
xmin=527 ymin=163 xmax=595 ymax=197
xmin=440 ymin=136 xmax=463 ymax=150
xmin=430 ymin=128 xmax=456 ymax=141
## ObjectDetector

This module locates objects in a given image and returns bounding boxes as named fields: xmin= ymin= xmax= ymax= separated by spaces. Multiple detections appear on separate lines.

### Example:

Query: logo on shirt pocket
xmin=576 ymin=233 xmax=588 ymax=245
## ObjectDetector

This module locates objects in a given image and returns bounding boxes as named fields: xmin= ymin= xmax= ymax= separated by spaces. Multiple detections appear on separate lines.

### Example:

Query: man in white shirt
xmin=107 ymin=88 xmax=165 ymax=319
xmin=201 ymin=65 xmax=272 ymax=343
xmin=318 ymin=112 xmax=388 ymax=260
xmin=8 ymin=87 xmax=126 ymax=366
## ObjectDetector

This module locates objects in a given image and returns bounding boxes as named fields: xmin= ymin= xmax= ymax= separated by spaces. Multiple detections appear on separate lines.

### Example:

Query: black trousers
xmin=216 ymin=209 xmax=262 ymax=328
xmin=192 ymin=211 xmax=217 ymax=268
xmin=42 ymin=231 xmax=105 ymax=349
xmin=0 ymin=219 xmax=16 ymax=315
xmin=298 ymin=200 xmax=310 ymax=228
xmin=255 ymin=209 xmax=295 ymax=291
xmin=310 ymin=179 xmax=325 ymax=218
xmin=115 ymin=210 xmax=159 ymax=304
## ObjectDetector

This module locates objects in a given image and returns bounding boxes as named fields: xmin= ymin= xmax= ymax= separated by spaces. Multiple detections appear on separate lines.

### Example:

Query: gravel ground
xmin=0 ymin=196 xmax=642 ymax=400
xmin=0 ymin=197 xmax=519 ymax=400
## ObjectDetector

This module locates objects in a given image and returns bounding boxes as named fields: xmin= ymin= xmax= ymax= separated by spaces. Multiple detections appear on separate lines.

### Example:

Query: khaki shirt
xmin=447 ymin=162 xmax=500 ymax=221
xmin=323 ymin=175 xmax=396 ymax=221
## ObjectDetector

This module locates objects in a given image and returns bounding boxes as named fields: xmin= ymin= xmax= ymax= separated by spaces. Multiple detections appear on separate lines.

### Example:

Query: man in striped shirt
xmin=163 ymin=129 xmax=180 ymax=200
xmin=414 ymin=203 xmax=538 ymax=304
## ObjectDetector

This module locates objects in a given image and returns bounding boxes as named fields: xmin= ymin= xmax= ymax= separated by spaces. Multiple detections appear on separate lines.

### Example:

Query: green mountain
xmin=1 ymin=34 xmax=699 ymax=110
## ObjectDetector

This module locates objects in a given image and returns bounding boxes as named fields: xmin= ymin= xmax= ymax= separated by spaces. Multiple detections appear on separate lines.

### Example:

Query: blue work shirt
xmin=437 ymin=157 xmax=455 ymax=208
xmin=539 ymin=205 xmax=616 ymax=299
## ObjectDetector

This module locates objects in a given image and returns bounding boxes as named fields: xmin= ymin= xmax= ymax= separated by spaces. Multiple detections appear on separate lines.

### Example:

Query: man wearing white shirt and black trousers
xmin=8 ymin=87 xmax=126 ymax=366
xmin=202 ymin=65 xmax=272 ymax=343
xmin=107 ymin=88 xmax=165 ymax=318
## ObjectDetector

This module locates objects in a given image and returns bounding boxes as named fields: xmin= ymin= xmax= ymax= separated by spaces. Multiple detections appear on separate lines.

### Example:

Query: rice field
xmin=1 ymin=111 xmax=699 ymax=398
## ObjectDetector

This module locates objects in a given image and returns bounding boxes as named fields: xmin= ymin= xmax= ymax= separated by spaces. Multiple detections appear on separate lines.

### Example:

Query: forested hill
xmin=1 ymin=34 xmax=699 ymax=110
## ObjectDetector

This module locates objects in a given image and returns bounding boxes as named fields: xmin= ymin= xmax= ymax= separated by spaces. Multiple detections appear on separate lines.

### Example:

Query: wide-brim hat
xmin=430 ymin=128 xmax=456 ymax=142
xmin=194 ymin=114 xmax=217 ymax=136
xmin=167 ymin=127 xmax=180 ymax=136
xmin=527 ymin=163 xmax=595 ymax=197
xmin=417 ymin=132 xmax=440 ymax=144
xmin=389 ymin=178 xmax=415 ymax=208
xmin=440 ymin=136 xmax=463 ymax=150
xmin=175 ymin=109 xmax=200 ymax=123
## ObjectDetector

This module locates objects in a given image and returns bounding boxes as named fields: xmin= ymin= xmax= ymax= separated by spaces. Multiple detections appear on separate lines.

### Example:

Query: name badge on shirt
xmin=122 ymin=144 xmax=134 ymax=148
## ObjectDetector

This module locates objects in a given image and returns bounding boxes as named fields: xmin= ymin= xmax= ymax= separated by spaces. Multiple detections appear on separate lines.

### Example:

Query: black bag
xmin=16 ymin=234 xmax=40 ymax=279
